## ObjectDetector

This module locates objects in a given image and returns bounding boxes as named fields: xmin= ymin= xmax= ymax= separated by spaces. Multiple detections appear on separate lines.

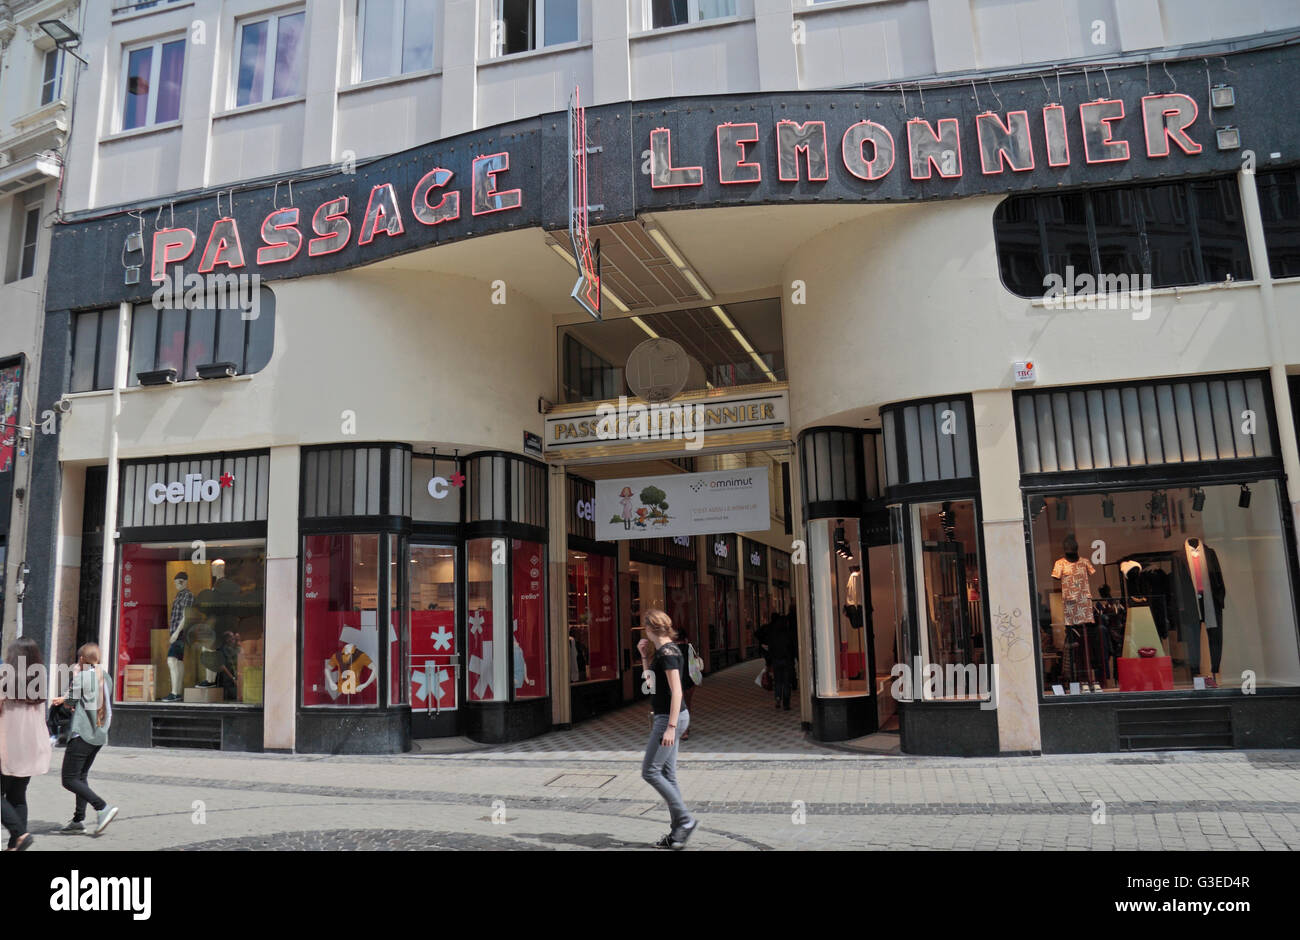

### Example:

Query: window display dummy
xmin=162 ymin=572 xmax=195 ymax=702
xmin=1177 ymin=537 xmax=1227 ymax=686
xmin=1051 ymin=535 xmax=1101 ymax=691
xmin=325 ymin=637 xmax=377 ymax=700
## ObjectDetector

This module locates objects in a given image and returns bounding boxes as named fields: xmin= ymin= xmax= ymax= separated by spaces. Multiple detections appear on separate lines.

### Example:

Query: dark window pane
xmin=501 ymin=0 xmax=534 ymax=53
xmin=993 ymin=195 xmax=1046 ymax=297
xmin=128 ymin=305 xmax=158 ymax=387
xmin=70 ymin=313 xmax=98 ymax=393
xmin=96 ymin=310 xmax=119 ymax=390
xmin=1090 ymin=188 xmax=1143 ymax=287
xmin=361 ymin=0 xmax=397 ymax=81
xmin=1040 ymin=193 xmax=1093 ymax=286
xmin=1191 ymin=179 xmax=1251 ymax=282
xmin=123 ymin=47 xmax=152 ymax=129
xmin=1259 ymin=169 xmax=1300 ymax=279
xmin=216 ymin=308 xmax=246 ymax=369
xmin=652 ymin=0 xmax=689 ymax=27
xmin=401 ymin=0 xmax=435 ymax=71
xmin=156 ymin=307 xmax=187 ymax=374
xmin=1139 ymin=184 xmax=1198 ymax=287
xmin=156 ymin=40 xmax=185 ymax=123
xmin=273 ymin=12 xmax=307 ymax=98
xmin=236 ymin=19 xmax=268 ymax=107
xmin=244 ymin=287 xmax=275 ymax=374
xmin=543 ymin=0 xmax=578 ymax=45
xmin=184 ymin=307 xmax=216 ymax=379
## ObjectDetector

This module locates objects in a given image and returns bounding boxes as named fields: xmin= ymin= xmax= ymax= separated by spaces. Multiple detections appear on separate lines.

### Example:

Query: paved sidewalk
xmin=13 ymin=745 xmax=1299 ymax=851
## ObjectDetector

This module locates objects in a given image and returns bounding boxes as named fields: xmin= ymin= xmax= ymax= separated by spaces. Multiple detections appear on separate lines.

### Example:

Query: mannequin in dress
xmin=1052 ymin=535 xmax=1100 ymax=691
xmin=1183 ymin=537 xmax=1226 ymax=686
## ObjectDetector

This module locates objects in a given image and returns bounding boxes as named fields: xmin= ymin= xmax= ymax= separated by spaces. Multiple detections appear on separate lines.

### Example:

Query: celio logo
xmin=147 ymin=472 xmax=234 ymax=505
xmin=574 ymin=497 xmax=595 ymax=521
xmin=713 ymin=540 xmax=729 ymax=558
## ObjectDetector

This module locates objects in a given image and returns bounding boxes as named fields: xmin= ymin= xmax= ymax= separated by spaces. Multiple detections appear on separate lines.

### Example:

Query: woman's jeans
xmin=1 ymin=774 xmax=30 ymax=847
xmin=641 ymin=710 xmax=692 ymax=830
xmin=62 ymin=737 xmax=106 ymax=822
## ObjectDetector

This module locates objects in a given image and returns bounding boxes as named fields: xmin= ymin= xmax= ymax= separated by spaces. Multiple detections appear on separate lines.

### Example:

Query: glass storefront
xmin=665 ymin=567 xmax=698 ymax=652
xmin=116 ymin=540 xmax=265 ymax=705
xmin=567 ymin=550 xmax=617 ymax=684
xmin=463 ymin=536 xmax=548 ymax=701
xmin=909 ymin=499 xmax=987 ymax=696
xmin=808 ymin=518 xmax=868 ymax=696
xmin=408 ymin=544 xmax=457 ymax=710
xmin=629 ymin=560 xmax=665 ymax=652
xmin=1029 ymin=481 xmax=1300 ymax=694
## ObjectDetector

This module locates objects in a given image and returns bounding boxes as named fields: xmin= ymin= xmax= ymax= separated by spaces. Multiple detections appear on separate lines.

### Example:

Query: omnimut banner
xmin=595 ymin=468 xmax=770 ymax=542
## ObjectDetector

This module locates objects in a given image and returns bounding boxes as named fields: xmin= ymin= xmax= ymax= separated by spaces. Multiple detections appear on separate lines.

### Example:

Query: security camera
xmin=53 ymin=398 xmax=71 ymax=414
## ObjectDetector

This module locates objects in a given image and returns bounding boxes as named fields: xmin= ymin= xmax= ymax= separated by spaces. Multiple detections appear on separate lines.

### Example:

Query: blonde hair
xmin=77 ymin=642 xmax=101 ymax=665
xmin=643 ymin=608 xmax=677 ymax=640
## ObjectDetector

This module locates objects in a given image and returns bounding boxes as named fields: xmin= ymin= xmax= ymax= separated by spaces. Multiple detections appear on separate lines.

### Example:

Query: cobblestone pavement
xmin=13 ymin=745 xmax=1300 ymax=851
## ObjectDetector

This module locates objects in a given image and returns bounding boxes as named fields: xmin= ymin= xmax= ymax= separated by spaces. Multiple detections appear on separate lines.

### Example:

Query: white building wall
xmin=56 ymin=0 xmax=1300 ymax=213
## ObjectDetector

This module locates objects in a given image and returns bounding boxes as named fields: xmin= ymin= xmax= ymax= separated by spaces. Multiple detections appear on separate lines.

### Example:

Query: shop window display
xmin=1029 ymin=482 xmax=1300 ymax=694
xmin=629 ymin=561 xmax=665 ymax=651
xmin=808 ymin=518 xmax=868 ymax=695
xmin=302 ymin=534 xmax=385 ymax=707
xmin=665 ymin=568 xmax=698 ymax=652
xmin=910 ymin=500 xmax=987 ymax=699
xmin=465 ymin=538 xmax=548 ymax=701
xmin=409 ymin=545 xmax=457 ymax=710
xmin=512 ymin=539 xmax=548 ymax=699
xmin=116 ymin=541 xmax=265 ymax=705
xmin=567 ymin=551 xmax=617 ymax=684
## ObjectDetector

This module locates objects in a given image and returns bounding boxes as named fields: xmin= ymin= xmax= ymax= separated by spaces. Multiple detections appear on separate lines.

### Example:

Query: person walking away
xmin=769 ymin=613 xmax=798 ymax=711
xmin=50 ymin=643 xmax=118 ymax=835
xmin=637 ymin=609 xmax=699 ymax=849
xmin=0 ymin=638 xmax=52 ymax=851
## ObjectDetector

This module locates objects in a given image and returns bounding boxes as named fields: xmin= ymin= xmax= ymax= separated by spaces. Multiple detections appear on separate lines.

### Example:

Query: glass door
xmin=408 ymin=542 xmax=459 ymax=737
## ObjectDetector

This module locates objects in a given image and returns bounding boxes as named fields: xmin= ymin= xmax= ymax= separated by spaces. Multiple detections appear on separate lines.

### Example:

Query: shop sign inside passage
xmin=595 ymin=468 xmax=769 ymax=541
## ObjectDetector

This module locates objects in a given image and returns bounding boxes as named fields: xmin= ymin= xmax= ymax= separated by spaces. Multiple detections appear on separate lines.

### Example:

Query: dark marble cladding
xmin=569 ymin=680 xmax=623 ymax=723
xmin=899 ymin=701 xmax=1000 ymax=756
xmin=410 ymin=707 xmax=460 ymax=740
xmin=296 ymin=709 xmax=411 ymax=754
xmin=464 ymin=698 xmax=551 ymax=744
xmin=109 ymin=706 xmax=265 ymax=752
xmin=1040 ymin=691 xmax=1300 ymax=753
xmin=811 ymin=694 xmax=876 ymax=742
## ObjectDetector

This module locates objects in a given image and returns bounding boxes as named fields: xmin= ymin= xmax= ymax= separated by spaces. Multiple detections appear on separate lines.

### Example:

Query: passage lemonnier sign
xmin=544 ymin=385 xmax=789 ymax=462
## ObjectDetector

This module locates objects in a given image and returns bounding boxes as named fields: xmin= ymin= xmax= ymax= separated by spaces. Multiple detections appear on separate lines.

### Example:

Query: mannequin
xmin=1182 ymin=537 xmax=1227 ymax=685
xmin=162 ymin=572 xmax=194 ymax=702
xmin=194 ymin=560 xmax=239 ymax=689
xmin=325 ymin=642 xmax=376 ymax=700
xmin=844 ymin=565 xmax=864 ymax=628
xmin=1051 ymin=535 xmax=1100 ymax=691
xmin=1119 ymin=560 xmax=1166 ymax=659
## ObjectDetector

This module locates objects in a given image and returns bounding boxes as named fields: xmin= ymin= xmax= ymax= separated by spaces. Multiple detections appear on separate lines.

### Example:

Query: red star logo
xmin=219 ymin=472 xmax=235 ymax=488
xmin=450 ymin=472 xmax=465 ymax=488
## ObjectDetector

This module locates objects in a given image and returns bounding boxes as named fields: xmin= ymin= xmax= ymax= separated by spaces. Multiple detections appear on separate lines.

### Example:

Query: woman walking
xmin=0 ymin=638 xmax=52 ymax=851
xmin=637 ymin=609 xmax=699 ymax=850
xmin=50 ymin=643 xmax=118 ymax=836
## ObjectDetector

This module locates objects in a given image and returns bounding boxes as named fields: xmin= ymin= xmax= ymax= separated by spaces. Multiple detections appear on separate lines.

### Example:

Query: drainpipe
xmin=1236 ymin=168 xmax=1300 ymax=542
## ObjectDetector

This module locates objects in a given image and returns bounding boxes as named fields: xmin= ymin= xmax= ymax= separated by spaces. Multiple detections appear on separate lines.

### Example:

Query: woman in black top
xmin=637 ymin=609 xmax=699 ymax=850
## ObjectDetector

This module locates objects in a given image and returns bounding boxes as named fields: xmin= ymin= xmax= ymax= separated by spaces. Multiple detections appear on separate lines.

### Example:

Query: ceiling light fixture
xmin=630 ymin=316 xmax=658 ymax=338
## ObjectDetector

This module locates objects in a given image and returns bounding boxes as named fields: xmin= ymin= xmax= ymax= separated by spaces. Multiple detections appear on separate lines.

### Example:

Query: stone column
xmin=548 ymin=464 xmax=571 ymax=727
xmin=973 ymin=389 xmax=1042 ymax=753
xmin=262 ymin=445 xmax=299 ymax=752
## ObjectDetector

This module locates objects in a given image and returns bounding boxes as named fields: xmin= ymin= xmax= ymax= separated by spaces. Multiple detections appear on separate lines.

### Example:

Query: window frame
xmin=125 ymin=289 xmax=274 ymax=387
xmin=119 ymin=35 xmax=187 ymax=131
xmin=644 ymin=0 xmax=735 ymax=30
xmin=232 ymin=7 xmax=307 ymax=109
xmin=494 ymin=0 xmax=579 ymax=57
xmin=18 ymin=201 xmax=41 ymax=280
xmin=40 ymin=48 xmax=65 ymax=106
xmin=356 ymin=0 xmax=437 ymax=83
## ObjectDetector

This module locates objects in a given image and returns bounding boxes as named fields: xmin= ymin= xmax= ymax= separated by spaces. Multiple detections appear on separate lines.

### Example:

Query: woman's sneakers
xmin=60 ymin=819 xmax=85 ymax=833
xmin=669 ymin=818 xmax=699 ymax=850
xmin=94 ymin=806 xmax=119 ymax=835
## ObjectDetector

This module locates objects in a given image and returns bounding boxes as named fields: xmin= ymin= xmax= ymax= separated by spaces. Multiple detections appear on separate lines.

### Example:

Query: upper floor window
xmin=113 ymin=0 xmax=187 ymax=11
xmin=122 ymin=37 xmax=186 ymax=130
xmin=1257 ymin=167 xmax=1300 ymax=280
xmin=495 ymin=0 xmax=578 ymax=55
xmin=4 ymin=187 xmax=43 ymax=284
xmin=126 ymin=287 xmax=276 ymax=387
xmin=648 ymin=0 xmax=735 ymax=29
xmin=993 ymin=176 xmax=1251 ymax=298
xmin=358 ymin=0 xmax=436 ymax=82
xmin=41 ymin=49 xmax=65 ymax=106
xmin=70 ymin=310 xmax=121 ymax=393
xmin=235 ymin=9 xmax=306 ymax=107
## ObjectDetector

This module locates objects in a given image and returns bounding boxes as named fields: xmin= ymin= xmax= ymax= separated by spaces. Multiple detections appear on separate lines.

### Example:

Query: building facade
xmin=18 ymin=0 xmax=1300 ymax=754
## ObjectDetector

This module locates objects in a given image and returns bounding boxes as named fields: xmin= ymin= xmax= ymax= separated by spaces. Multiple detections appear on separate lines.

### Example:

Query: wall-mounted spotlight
xmin=1216 ymin=126 xmax=1241 ymax=151
xmin=1029 ymin=495 xmax=1046 ymax=518
xmin=1239 ymin=484 xmax=1252 ymax=509
xmin=137 ymin=368 xmax=177 ymax=386
xmin=1055 ymin=498 xmax=1068 ymax=522
xmin=1210 ymin=84 xmax=1236 ymax=109
xmin=1191 ymin=487 xmax=1206 ymax=512
xmin=125 ymin=232 xmax=143 ymax=254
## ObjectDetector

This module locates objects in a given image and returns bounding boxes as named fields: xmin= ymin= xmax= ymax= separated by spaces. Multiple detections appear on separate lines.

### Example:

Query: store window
xmin=1029 ymin=483 xmax=1300 ymax=695
xmin=567 ymin=551 xmax=617 ymax=684
xmin=234 ymin=9 xmax=306 ymax=107
xmin=513 ymin=539 xmax=547 ymax=698
xmin=302 ymin=533 xmax=388 ymax=706
xmin=909 ymin=500 xmax=987 ymax=697
xmin=116 ymin=541 xmax=265 ymax=705
xmin=126 ymin=288 xmax=275 ymax=386
xmin=630 ymin=560 xmax=666 ymax=647
xmin=561 ymin=334 xmax=620 ymax=403
xmin=495 ymin=0 xmax=578 ymax=55
xmin=465 ymin=537 xmax=547 ymax=701
xmin=665 ymin=567 xmax=698 ymax=651
xmin=807 ymin=518 xmax=868 ymax=695
xmin=1256 ymin=167 xmax=1300 ymax=279
xmin=121 ymin=37 xmax=185 ymax=130
xmin=993 ymin=176 xmax=1251 ymax=298
xmin=648 ymin=0 xmax=736 ymax=29
xmin=358 ymin=0 xmax=437 ymax=81
xmin=408 ymin=544 xmax=456 ymax=710
xmin=69 ymin=310 xmax=120 ymax=393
